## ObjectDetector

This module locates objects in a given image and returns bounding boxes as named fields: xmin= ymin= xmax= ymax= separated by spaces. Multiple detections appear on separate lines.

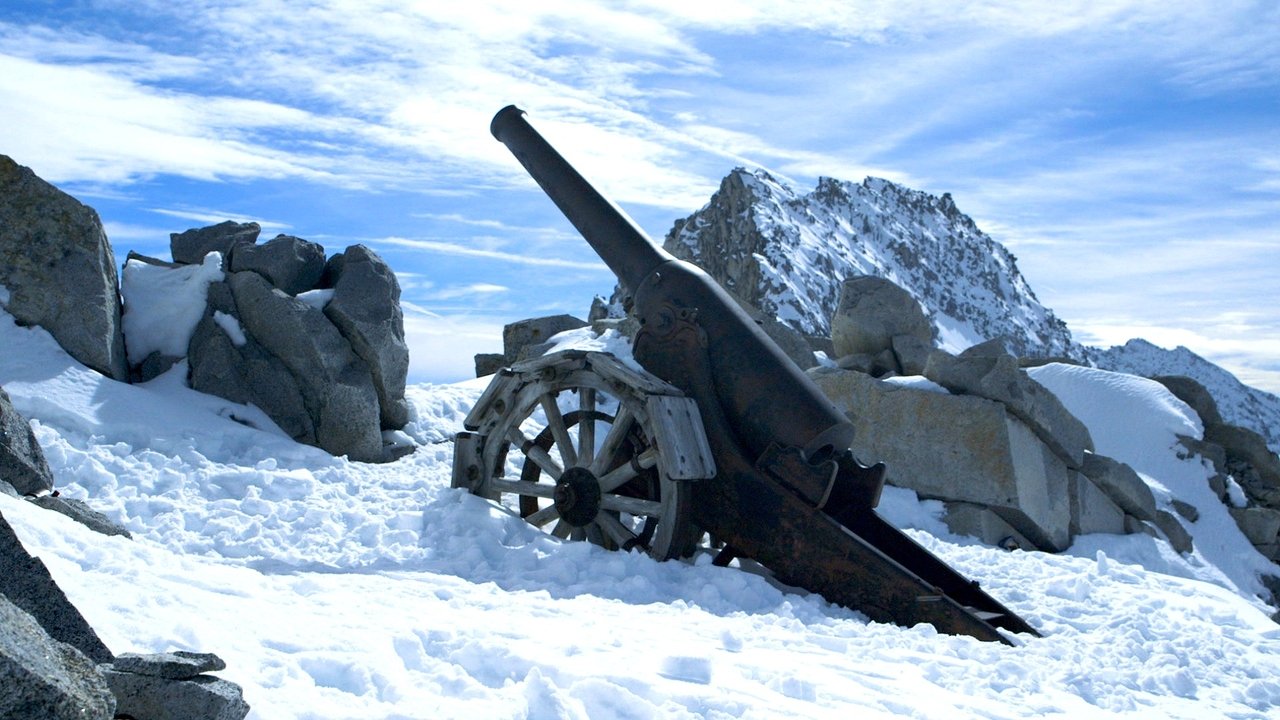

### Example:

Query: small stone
xmin=111 ymin=651 xmax=227 ymax=680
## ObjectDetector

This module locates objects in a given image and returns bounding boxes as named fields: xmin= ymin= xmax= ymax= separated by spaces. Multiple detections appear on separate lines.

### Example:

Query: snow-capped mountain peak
xmin=664 ymin=168 xmax=1082 ymax=359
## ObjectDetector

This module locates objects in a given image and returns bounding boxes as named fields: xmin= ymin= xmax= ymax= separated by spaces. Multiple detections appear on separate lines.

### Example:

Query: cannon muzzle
xmin=490 ymin=105 xmax=671 ymax=294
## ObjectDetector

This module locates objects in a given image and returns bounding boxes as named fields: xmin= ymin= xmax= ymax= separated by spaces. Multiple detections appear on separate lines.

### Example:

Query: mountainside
xmin=1096 ymin=339 xmax=1280 ymax=451
xmin=664 ymin=168 xmax=1083 ymax=359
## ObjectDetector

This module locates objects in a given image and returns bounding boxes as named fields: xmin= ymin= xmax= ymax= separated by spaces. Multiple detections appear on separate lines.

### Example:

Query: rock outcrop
xmin=663 ymin=168 xmax=1082 ymax=360
xmin=1 ymin=386 xmax=54 ymax=496
xmin=0 ymin=594 xmax=115 ymax=720
xmin=129 ymin=222 xmax=409 ymax=462
xmin=0 ymin=510 xmax=115 ymax=664
xmin=102 ymin=652 xmax=249 ymax=720
xmin=0 ymin=155 xmax=128 ymax=381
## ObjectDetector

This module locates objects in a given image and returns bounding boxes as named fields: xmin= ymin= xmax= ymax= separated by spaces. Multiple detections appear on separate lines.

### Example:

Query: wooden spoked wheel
xmin=453 ymin=351 xmax=709 ymax=561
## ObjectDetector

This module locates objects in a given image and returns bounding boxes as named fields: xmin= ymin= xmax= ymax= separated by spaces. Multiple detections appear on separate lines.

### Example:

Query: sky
xmin=1 ymin=0 xmax=1277 ymax=392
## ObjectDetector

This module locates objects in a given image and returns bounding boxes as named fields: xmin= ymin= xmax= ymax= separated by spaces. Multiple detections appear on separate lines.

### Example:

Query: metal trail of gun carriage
xmin=451 ymin=105 xmax=1040 ymax=644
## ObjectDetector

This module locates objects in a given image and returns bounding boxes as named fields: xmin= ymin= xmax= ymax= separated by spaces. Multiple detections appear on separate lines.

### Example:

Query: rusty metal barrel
xmin=490 ymin=105 xmax=854 ymax=463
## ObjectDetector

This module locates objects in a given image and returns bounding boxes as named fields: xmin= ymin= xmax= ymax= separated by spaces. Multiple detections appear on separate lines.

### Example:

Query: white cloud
xmin=373 ymin=237 xmax=608 ymax=271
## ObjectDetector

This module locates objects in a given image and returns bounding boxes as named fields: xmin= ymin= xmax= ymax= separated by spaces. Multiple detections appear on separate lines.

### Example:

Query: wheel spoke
xmin=525 ymin=505 xmax=560 ymax=528
xmin=598 ymin=447 xmax=659 ymax=493
xmin=600 ymin=494 xmax=663 ymax=517
xmin=506 ymin=426 xmax=563 ymax=480
xmin=540 ymin=393 xmax=578 ymax=469
xmin=570 ymin=527 xmax=586 ymax=542
xmin=551 ymin=520 xmax=572 ymax=539
xmin=490 ymin=479 xmax=555 ymax=499
xmin=577 ymin=388 xmax=596 ymax=468
xmin=589 ymin=405 xmax=635 ymax=477
xmin=596 ymin=513 xmax=640 ymax=549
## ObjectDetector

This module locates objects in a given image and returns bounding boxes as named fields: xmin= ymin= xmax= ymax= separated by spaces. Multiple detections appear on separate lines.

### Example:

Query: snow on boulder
xmin=121 ymin=251 xmax=224 ymax=381
xmin=1029 ymin=363 xmax=1280 ymax=601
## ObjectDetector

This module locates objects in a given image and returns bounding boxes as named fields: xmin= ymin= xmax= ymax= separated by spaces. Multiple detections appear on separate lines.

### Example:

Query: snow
xmin=214 ymin=310 xmax=248 ymax=346
xmin=1030 ymin=363 xmax=1280 ymax=602
xmin=4 ymin=313 xmax=1280 ymax=718
xmin=121 ymin=252 xmax=224 ymax=364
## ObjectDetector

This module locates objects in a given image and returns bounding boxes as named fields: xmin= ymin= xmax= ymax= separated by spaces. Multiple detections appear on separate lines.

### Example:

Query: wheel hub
xmin=554 ymin=466 xmax=602 ymax=527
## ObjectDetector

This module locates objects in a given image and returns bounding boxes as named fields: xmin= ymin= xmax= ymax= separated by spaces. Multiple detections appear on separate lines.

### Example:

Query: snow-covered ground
xmin=4 ymin=309 xmax=1280 ymax=719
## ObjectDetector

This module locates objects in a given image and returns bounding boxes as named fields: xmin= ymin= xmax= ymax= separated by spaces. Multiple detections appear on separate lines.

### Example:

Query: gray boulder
xmin=171 ymin=221 xmax=260 ymax=266
xmin=503 ymin=315 xmax=587 ymax=363
xmin=0 ymin=155 xmax=128 ymax=381
xmin=924 ymin=344 xmax=1093 ymax=468
xmin=1154 ymin=375 xmax=1223 ymax=426
xmin=810 ymin=367 xmax=1071 ymax=551
xmin=474 ymin=353 xmax=506 ymax=378
xmin=322 ymin=245 xmax=410 ymax=429
xmin=1080 ymin=452 xmax=1157 ymax=522
xmin=188 ymin=305 xmax=316 ymax=444
xmin=943 ymin=501 xmax=1031 ymax=549
xmin=1069 ymin=472 xmax=1125 ymax=536
xmin=29 ymin=495 xmax=132 ymax=539
xmin=229 ymin=271 xmax=382 ymax=461
xmin=1153 ymin=510 xmax=1194 ymax=554
xmin=102 ymin=666 xmax=249 ymax=720
xmin=0 ymin=510 xmax=114 ymax=663
xmin=830 ymin=276 xmax=932 ymax=359
xmin=0 ymin=595 xmax=115 ymax=720
xmin=1229 ymin=507 xmax=1280 ymax=547
xmin=1 ymin=386 xmax=54 ymax=496
xmin=112 ymin=651 xmax=226 ymax=679
xmin=228 ymin=234 xmax=325 ymax=296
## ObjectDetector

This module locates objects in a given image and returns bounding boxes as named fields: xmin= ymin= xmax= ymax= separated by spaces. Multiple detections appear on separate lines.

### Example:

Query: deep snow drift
xmin=3 ymin=310 xmax=1280 ymax=719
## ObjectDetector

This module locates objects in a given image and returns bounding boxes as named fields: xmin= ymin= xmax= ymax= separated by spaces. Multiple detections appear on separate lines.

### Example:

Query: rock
xmin=943 ymin=501 xmax=1032 ymax=549
xmin=188 ymin=295 xmax=316 ymax=444
xmin=1154 ymin=375 xmax=1223 ymax=426
xmin=1171 ymin=498 xmax=1200 ymax=523
xmin=0 ymin=509 xmax=114 ymax=663
xmin=1 ymin=386 xmax=54 ymax=496
xmin=0 ymin=155 xmax=128 ymax=380
xmin=1069 ymin=473 xmax=1125 ymax=536
xmin=924 ymin=349 xmax=1093 ymax=469
xmin=228 ymin=271 xmax=382 ymax=461
xmin=1080 ymin=453 xmax=1157 ymax=522
xmin=1229 ymin=507 xmax=1280 ymax=546
xmin=891 ymin=333 xmax=932 ymax=376
xmin=111 ymin=651 xmax=227 ymax=680
xmin=837 ymin=348 xmax=899 ymax=377
xmin=102 ymin=668 xmax=249 ymax=720
xmin=170 ymin=221 xmax=260 ymax=266
xmin=503 ymin=315 xmax=587 ymax=363
xmin=1176 ymin=434 xmax=1227 ymax=473
xmin=228 ymin=234 xmax=325 ymax=296
xmin=830 ymin=275 xmax=932 ymax=359
xmin=810 ymin=367 xmax=1071 ymax=551
xmin=1153 ymin=510 xmax=1194 ymax=554
xmin=1206 ymin=423 xmax=1280 ymax=491
xmin=321 ymin=245 xmax=410 ymax=429
xmin=1124 ymin=515 xmax=1160 ymax=539
xmin=0 ymin=595 xmax=115 ymax=720
xmin=474 ymin=353 xmax=507 ymax=378
xmin=28 ymin=495 xmax=132 ymax=538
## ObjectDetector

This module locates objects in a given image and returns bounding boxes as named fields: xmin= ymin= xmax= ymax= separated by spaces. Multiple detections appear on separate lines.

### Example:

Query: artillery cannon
xmin=452 ymin=105 xmax=1039 ymax=643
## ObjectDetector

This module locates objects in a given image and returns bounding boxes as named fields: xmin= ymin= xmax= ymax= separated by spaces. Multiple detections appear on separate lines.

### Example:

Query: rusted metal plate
xmin=644 ymin=394 xmax=716 ymax=480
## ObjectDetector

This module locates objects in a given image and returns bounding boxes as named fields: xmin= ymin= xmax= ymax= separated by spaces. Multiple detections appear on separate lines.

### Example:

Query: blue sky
xmin=2 ymin=1 xmax=1277 ymax=392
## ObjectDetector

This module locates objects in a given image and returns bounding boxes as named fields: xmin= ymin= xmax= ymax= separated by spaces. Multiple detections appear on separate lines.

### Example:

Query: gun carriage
xmin=452 ymin=106 xmax=1039 ymax=644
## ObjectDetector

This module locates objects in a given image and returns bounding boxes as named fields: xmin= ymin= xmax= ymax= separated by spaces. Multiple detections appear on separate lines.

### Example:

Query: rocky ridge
xmin=664 ymin=168 xmax=1081 ymax=359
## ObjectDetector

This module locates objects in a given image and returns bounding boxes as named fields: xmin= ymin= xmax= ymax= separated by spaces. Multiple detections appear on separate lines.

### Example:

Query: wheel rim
xmin=476 ymin=369 xmax=697 ymax=560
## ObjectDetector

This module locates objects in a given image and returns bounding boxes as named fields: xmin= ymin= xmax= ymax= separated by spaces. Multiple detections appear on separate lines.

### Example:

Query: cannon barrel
xmin=490 ymin=105 xmax=670 ymax=294
xmin=490 ymin=106 xmax=854 ymax=461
